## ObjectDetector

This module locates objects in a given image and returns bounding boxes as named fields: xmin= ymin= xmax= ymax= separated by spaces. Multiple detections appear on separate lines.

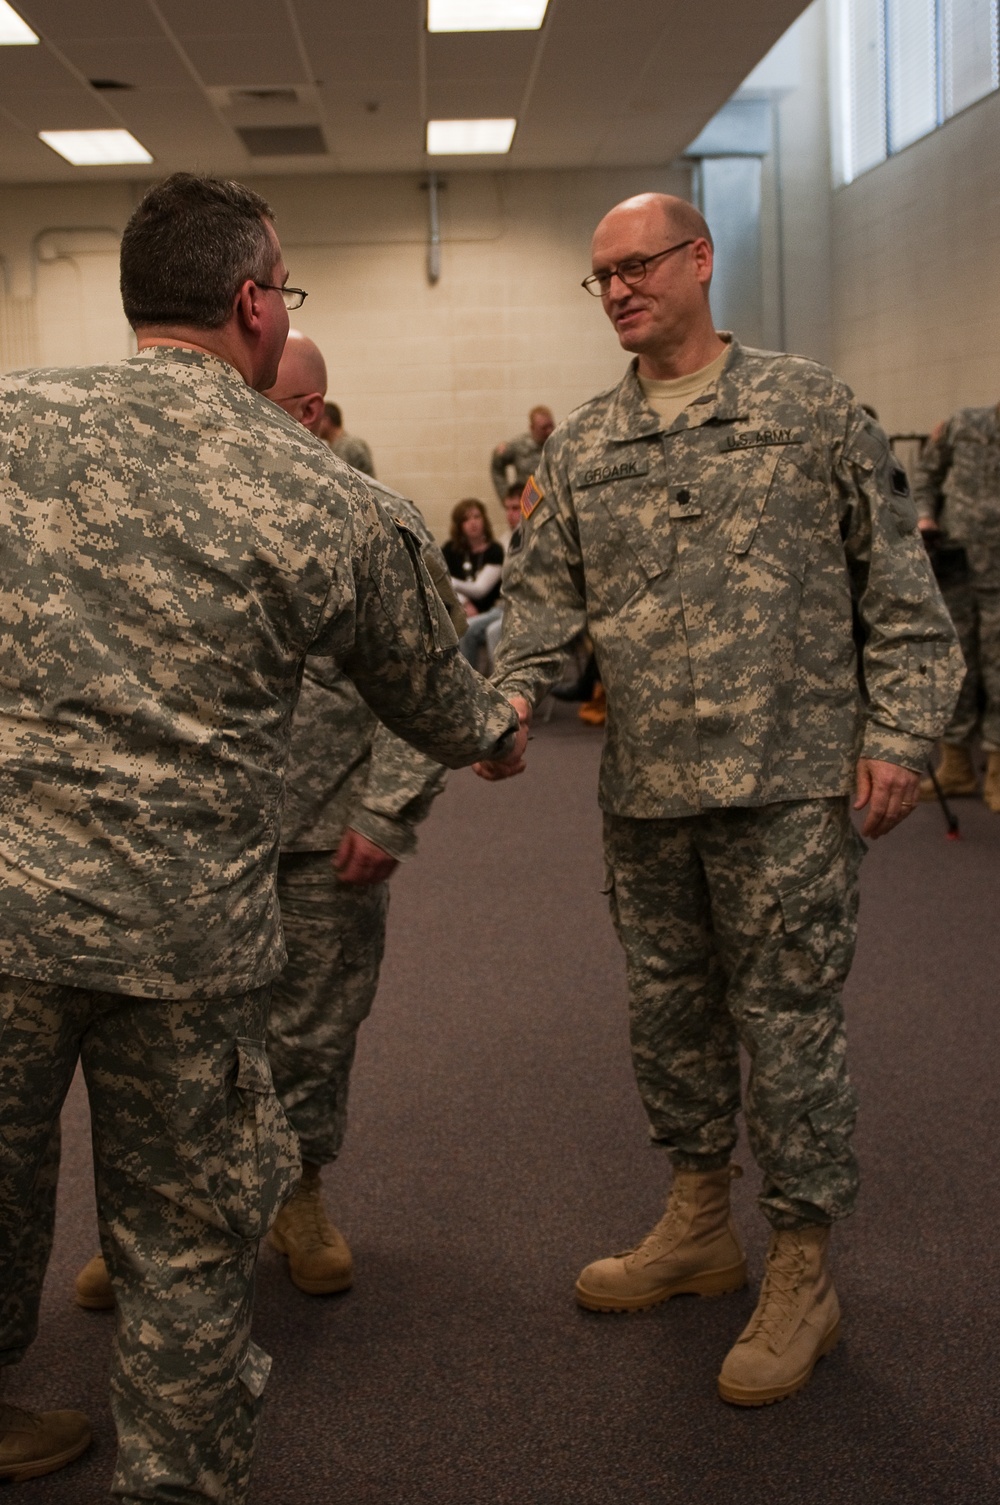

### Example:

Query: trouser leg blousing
xmin=603 ymin=798 xmax=862 ymax=1229
xmin=269 ymin=851 xmax=388 ymax=1166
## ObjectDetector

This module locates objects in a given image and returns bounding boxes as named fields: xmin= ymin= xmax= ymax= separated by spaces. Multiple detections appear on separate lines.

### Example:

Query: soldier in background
xmin=490 ymin=405 xmax=555 ymax=501
xmin=913 ymin=410 xmax=1000 ymax=811
xmin=481 ymin=193 xmax=962 ymax=1407
xmin=319 ymin=400 xmax=376 ymax=478
xmin=0 ymin=175 xmax=524 ymax=1496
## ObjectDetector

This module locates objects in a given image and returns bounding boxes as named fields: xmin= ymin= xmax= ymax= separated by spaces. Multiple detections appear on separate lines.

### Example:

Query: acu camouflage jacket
xmin=0 ymin=348 xmax=516 ymax=998
xmin=281 ymin=487 xmax=447 ymax=860
xmin=912 ymin=405 xmax=1000 ymax=588
xmin=494 ymin=339 xmax=963 ymax=818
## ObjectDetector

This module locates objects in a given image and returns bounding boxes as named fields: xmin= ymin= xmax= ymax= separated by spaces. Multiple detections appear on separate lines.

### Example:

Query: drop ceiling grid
xmin=1 ymin=0 xmax=810 ymax=181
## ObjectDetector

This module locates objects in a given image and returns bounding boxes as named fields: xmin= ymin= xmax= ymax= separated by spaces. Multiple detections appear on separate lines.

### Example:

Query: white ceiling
xmin=0 ymin=0 xmax=809 ymax=183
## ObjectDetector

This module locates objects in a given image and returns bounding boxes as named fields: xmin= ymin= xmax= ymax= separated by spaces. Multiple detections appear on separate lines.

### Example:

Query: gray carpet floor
xmin=6 ymin=702 xmax=1000 ymax=1503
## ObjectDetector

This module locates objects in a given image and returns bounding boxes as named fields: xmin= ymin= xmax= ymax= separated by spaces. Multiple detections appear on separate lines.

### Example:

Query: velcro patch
xmin=521 ymin=474 xmax=544 ymax=518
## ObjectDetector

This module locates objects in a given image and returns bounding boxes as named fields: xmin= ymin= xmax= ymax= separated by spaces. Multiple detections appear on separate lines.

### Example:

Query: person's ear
xmin=236 ymin=279 xmax=266 ymax=333
xmin=300 ymin=392 xmax=325 ymax=431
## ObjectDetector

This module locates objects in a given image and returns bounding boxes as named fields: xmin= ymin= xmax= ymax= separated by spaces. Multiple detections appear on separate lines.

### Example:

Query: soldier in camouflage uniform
xmin=265 ymin=334 xmax=457 ymax=1293
xmin=912 ymin=409 xmax=1000 ymax=810
xmin=74 ymin=332 xmax=462 ymax=1307
xmin=320 ymin=401 xmax=376 ymax=478
xmin=490 ymin=405 xmax=555 ymax=502
xmin=485 ymin=194 xmax=962 ymax=1407
xmin=0 ymin=176 xmax=523 ymax=1499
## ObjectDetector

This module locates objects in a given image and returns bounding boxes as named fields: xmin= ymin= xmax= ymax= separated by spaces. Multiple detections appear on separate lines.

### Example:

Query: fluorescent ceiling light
xmin=428 ymin=0 xmax=548 ymax=32
xmin=0 ymin=1 xmax=38 ymax=43
xmin=38 ymin=129 xmax=154 ymax=165
xmin=427 ymin=118 xmax=516 ymax=154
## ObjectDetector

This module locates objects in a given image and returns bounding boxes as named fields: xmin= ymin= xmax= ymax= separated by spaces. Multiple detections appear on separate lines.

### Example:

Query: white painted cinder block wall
xmin=830 ymin=81 xmax=1000 ymax=434
xmin=0 ymin=165 xmax=688 ymax=540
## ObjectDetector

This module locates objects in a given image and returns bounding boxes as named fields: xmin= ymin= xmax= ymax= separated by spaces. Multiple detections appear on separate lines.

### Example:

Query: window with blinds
xmin=832 ymin=0 xmax=1000 ymax=183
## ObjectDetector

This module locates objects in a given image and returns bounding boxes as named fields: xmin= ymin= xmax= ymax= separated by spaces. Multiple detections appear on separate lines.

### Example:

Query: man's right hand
xmin=473 ymin=695 xmax=531 ymax=781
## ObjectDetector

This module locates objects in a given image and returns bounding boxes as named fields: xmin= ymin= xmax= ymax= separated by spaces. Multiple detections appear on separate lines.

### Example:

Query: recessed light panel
xmin=0 ymin=1 xmax=38 ymax=44
xmin=427 ymin=0 xmax=548 ymax=32
xmin=38 ymin=130 xmax=154 ymax=165
xmin=426 ymin=118 xmax=516 ymax=154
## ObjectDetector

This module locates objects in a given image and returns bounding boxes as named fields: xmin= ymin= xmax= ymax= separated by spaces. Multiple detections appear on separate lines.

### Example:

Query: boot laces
xmin=628 ymin=1182 xmax=691 ymax=1263
xmin=749 ymin=1238 xmax=806 ymax=1345
xmin=288 ymin=1184 xmax=334 ymax=1247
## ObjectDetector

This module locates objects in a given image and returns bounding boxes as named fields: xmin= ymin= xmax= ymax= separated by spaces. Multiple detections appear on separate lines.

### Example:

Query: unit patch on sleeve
xmin=521 ymin=473 xmax=544 ymax=519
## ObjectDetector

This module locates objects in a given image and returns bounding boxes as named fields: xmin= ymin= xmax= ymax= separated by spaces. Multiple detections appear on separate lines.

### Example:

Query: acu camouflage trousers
xmin=603 ymin=797 xmax=865 ymax=1229
xmin=268 ymin=850 xmax=388 ymax=1166
xmin=0 ymin=975 xmax=299 ymax=1503
xmin=938 ymin=567 xmax=1000 ymax=750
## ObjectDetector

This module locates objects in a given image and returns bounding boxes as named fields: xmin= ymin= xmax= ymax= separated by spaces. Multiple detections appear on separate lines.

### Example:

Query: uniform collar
xmin=603 ymin=334 xmax=748 ymax=443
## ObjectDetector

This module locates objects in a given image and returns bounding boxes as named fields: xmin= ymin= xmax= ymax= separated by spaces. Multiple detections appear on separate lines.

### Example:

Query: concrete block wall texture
xmin=0 ymin=165 xmax=689 ymax=541
xmin=830 ymin=82 xmax=1000 ymax=435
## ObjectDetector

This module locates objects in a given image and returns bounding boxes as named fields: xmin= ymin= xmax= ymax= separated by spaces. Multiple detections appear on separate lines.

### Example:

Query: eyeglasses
xmin=581 ymin=240 xmax=695 ymax=297
xmin=256 ymin=283 xmax=308 ymax=311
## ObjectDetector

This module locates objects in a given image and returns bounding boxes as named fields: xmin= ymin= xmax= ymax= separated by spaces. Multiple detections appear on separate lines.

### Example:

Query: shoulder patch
xmin=521 ymin=474 xmax=544 ymax=519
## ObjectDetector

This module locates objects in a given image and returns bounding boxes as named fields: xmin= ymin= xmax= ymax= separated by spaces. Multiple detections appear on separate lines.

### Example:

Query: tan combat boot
xmin=74 ymin=1253 xmax=114 ymax=1311
xmin=983 ymin=750 xmax=1000 ymax=812
xmin=268 ymin=1163 xmax=353 ymax=1295
xmin=575 ymin=1165 xmax=747 ymax=1312
xmin=0 ymin=1402 xmax=91 ymax=1482
xmin=717 ymin=1224 xmax=840 ymax=1406
xmin=918 ymin=743 xmax=978 ymax=800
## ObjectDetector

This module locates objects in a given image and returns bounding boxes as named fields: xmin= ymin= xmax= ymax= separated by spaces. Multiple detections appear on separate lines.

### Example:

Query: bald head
xmin=263 ymin=328 xmax=328 ymax=434
xmin=589 ymin=192 xmax=723 ymax=379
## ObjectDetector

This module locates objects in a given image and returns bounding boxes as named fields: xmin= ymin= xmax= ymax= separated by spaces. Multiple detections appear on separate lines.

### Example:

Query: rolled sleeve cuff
xmin=348 ymin=809 xmax=417 ymax=862
xmin=861 ymin=721 xmax=934 ymax=772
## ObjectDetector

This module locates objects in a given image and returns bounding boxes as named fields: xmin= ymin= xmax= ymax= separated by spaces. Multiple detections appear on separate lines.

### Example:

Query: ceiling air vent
xmin=236 ymin=125 xmax=327 ymax=156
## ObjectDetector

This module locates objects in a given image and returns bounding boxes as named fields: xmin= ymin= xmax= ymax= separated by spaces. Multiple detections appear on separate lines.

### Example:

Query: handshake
xmin=474 ymin=694 xmax=532 ymax=782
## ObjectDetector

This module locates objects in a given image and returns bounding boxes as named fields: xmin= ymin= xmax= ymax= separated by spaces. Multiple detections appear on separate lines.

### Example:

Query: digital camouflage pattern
xmin=330 ymin=431 xmax=375 ymax=478
xmin=0 ymin=348 xmax=518 ymax=1001
xmin=494 ymin=338 xmax=964 ymax=816
xmin=912 ymin=408 xmax=1000 ymax=748
xmin=269 ymin=852 xmax=387 ymax=1163
xmin=0 ymin=346 xmax=517 ymax=1501
xmin=280 ymin=487 xmax=448 ymax=860
xmin=272 ymin=488 xmax=448 ymax=1167
xmin=604 ymin=798 xmax=863 ymax=1228
xmin=491 ymin=430 xmax=543 ymax=501
xmin=0 ymin=973 xmax=298 ymax=1501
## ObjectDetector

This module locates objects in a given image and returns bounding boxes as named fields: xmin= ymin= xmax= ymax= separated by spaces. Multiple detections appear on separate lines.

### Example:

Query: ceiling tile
xmin=306 ymin=31 xmax=417 ymax=83
xmin=4 ymin=88 xmax=114 ymax=132
xmin=426 ymin=81 xmax=526 ymax=117
xmin=55 ymin=39 xmax=194 ymax=89
xmin=425 ymin=32 xmax=539 ymax=81
xmin=0 ymin=42 xmax=84 ymax=89
xmin=17 ymin=0 xmax=165 ymax=41
xmin=177 ymin=34 xmax=309 ymax=88
xmin=156 ymin=0 xmax=277 ymax=30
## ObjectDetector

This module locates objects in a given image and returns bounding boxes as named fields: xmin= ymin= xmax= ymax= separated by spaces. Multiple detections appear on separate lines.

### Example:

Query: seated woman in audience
xmin=443 ymin=498 xmax=505 ymax=669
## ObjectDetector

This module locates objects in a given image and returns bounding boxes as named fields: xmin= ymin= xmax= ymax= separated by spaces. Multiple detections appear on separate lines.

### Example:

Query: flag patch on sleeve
xmin=521 ymin=474 xmax=544 ymax=519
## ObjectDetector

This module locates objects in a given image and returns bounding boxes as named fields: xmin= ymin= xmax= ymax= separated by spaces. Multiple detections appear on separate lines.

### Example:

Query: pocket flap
xmin=235 ymin=1040 xmax=271 ymax=1094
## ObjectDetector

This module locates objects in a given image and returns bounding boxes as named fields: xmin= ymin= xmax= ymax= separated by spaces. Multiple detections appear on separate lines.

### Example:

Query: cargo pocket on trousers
xmin=226 ymin=1040 xmax=301 ymax=1243
xmin=777 ymin=847 xmax=860 ymax=990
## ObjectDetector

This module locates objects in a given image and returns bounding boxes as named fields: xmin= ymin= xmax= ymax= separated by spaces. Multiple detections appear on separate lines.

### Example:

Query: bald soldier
xmin=481 ymin=194 xmax=962 ymax=1406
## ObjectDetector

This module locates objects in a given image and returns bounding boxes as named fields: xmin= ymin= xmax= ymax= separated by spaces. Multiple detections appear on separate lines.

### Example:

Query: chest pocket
xmin=574 ymin=470 xmax=676 ymax=617
xmin=726 ymin=445 xmax=818 ymax=585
